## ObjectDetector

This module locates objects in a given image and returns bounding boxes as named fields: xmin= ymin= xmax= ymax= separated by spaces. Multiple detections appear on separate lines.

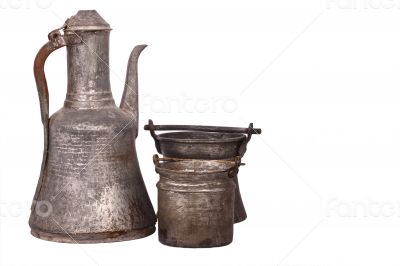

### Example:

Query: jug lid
xmin=65 ymin=10 xmax=111 ymax=31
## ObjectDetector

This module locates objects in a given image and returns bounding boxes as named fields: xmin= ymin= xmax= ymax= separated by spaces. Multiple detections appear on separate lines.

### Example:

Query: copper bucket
xmin=145 ymin=120 xmax=261 ymax=223
xmin=154 ymin=155 xmax=242 ymax=247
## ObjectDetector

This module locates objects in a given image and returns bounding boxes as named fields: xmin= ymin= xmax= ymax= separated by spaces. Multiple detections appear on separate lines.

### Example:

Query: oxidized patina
xmin=29 ymin=10 xmax=156 ymax=243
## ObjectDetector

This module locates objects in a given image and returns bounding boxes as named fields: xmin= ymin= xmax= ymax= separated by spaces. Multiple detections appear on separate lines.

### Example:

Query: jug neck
xmin=65 ymin=30 xmax=115 ymax=109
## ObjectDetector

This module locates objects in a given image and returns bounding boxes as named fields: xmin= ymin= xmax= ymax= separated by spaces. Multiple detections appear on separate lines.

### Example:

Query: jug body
xmin=30 ymin=107 xmax=156 ymax=243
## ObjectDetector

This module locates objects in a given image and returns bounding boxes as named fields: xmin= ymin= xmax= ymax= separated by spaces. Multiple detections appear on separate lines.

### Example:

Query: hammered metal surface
xmin=147 ymin=127 xmax=251 ymax=223
xmin=29 ymin=10 xmax=156 ymax=243
xmin=155 ymin=159 xmax=236 ymax=248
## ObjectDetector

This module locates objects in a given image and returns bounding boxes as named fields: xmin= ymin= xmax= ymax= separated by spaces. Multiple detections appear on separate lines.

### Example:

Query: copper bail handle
xmin=144 ymin=119 xmax=262 ymax=134
xmin=145 ymin=119 xmax=261 ymax=157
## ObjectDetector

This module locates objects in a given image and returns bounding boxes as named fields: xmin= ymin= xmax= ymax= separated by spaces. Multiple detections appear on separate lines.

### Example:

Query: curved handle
xmin=144 ymin=120 xmax=261 ymax=134
xmin=31 ymin=24 xmax=81 ymax=208
xmin=144 ymin=119 xmax=261 ymax=156
xmin=34 ymin=28 xmax=67 ymax=125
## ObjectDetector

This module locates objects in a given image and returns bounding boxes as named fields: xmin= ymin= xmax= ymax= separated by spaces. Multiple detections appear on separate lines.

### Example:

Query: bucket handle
xmin=152 ymin=155 xmax=244 ymax=178
xmin=145 ymin=119 xmax=261 ymax=156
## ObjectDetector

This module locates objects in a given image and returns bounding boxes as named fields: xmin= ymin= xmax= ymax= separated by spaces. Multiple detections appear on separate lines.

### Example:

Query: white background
xmin=1 ymin=0 xmax=400 ymax=265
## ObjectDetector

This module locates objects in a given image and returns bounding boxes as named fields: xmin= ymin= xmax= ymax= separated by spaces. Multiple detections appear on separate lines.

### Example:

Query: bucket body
xmin=155 ymin=159 xmax=236 ymax=248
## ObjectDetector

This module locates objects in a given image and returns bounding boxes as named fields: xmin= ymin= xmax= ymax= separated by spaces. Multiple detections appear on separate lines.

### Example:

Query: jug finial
xmin=120 ymin=44 xmax=147 ymax=138
xmin=65 ymin=10 xmax=111 ymax=31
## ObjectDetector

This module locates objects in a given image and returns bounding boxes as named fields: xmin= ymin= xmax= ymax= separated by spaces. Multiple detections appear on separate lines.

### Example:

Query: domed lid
xmin=65 ymin=10 xmax=111 ymax=31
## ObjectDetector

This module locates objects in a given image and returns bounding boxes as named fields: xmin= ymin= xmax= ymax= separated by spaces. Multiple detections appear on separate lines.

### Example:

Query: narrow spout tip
xmin=134 ymin=44 xmax=148 ymax=53
xmin=129 ymin=45 xmax=147 ymax=59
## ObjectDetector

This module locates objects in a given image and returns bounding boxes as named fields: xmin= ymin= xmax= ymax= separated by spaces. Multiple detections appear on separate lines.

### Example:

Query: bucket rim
xmin=156 ymin=131 xmax=246 ymax=144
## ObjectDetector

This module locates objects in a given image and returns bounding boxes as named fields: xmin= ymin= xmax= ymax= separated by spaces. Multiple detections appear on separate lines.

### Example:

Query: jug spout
xmin=120 ymin=44 xmax=147 ymax=137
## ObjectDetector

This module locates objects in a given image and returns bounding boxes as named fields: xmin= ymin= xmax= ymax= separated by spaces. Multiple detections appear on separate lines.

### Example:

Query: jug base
xmin=30 ymin=225 xmax=155 ymax=244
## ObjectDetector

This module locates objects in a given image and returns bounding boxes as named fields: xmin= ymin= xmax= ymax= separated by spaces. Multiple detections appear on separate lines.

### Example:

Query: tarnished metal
xmin=154 ymin=155 xmax=241 ymax=248
xmin=29 ymin=10 xmax=156 ymax=243
xmin=145 ymin=120 xmax=261 ymax=223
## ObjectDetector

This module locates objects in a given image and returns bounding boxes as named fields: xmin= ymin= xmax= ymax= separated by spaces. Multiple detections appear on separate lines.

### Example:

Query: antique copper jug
xmin=29 ymin=10 xmax=156 ymax=243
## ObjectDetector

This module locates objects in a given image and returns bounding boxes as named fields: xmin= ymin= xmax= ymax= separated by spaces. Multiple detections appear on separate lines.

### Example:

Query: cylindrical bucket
xmin=154 ymin=155 xmax=239 ymax=248
xmin=145 ymin=120 xmax=261 ymax=224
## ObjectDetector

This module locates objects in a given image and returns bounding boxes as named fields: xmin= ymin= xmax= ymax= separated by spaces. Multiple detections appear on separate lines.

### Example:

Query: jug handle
xmin=34 ymin=27 xmax=67 ymax=125
xmin=144 ymin=119 xmax=261 ymax=156
xmin=32 ymin=24 xmax=81 ymax=207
